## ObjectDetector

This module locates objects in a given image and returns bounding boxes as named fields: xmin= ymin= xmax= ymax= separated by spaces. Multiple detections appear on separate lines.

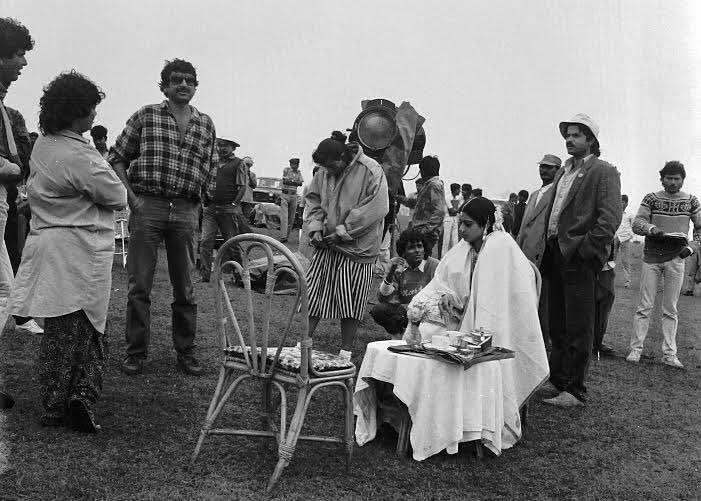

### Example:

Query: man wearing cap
xmin=516 ymin=154 xmax=561 ymax=348
xmin=197 ymin=137 xmax=250 ymax=283
xmin=517 ymin=154 xmax=562 ymax=267
xmin=539 ymin=114 xmax=621 ymax=407
xmin=280 ymin=158 xmax=303 ymax=243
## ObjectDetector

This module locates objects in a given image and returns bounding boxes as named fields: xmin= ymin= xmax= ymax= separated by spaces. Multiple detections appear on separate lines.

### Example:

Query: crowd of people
xmin=0 ymin=15 xmax=700 ymax=440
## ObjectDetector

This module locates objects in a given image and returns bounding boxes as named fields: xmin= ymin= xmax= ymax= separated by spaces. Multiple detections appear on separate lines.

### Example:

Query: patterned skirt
xmin=306 ymin=248 xmax=374 ymax=320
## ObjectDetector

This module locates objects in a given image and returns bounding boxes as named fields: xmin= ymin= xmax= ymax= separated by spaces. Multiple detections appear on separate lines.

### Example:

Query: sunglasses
xmin=169 ymin=74 xmax=197 ymax=86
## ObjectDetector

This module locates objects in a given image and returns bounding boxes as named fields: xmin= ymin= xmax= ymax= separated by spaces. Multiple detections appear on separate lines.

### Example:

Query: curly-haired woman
xmin=9 ymin=71 xmax=127 ymax=431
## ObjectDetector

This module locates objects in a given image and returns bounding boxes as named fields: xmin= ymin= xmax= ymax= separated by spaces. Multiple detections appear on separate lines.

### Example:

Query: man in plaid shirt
xmin=109 ymin=59 xmax=218 ymax=377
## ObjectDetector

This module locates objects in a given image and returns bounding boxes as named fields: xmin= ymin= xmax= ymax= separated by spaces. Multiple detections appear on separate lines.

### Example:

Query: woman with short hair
xmin=9 ymin=71 xmax=127 ymax=431
xmin=305 ymin=138 xmax=389 ymax=360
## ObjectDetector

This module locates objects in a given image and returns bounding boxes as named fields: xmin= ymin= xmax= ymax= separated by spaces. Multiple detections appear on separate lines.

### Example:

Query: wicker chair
xmin=191 ymin=233 xmax=356 ymax=492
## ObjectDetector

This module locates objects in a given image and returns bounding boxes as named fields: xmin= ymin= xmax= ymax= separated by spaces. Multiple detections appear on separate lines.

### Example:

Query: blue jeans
xmin=125 ymin=196 xmax=198 ymax=358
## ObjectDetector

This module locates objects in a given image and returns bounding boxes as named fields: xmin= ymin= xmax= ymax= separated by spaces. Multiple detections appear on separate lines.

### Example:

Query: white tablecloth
xmin=354 ymin=340 xmax=514 ymax=460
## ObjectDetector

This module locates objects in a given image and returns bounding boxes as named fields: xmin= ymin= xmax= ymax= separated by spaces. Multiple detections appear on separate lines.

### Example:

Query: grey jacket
xmin=516 ymin=184 xmax=557 ymax=267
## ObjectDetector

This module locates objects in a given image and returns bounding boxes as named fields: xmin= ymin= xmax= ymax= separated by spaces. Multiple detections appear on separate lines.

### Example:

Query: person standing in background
xmin=280 ymin=158 xmax=303 ymax=243
xmin=0 ymin=16 xmax=35 ymax=409
xmin=408 ymin=156 xmax=446 ymax=257
xmin=9 ymin=71 xmax=127 ymax=431
xmin=441 ymin=182 xmax=461 ymax=254
xmin=627 ymin=161 xmax=701 ymax=368
xmin=614 ymin=194 xmax=634 ymax=288
xmin=0 ymin=17 xmax=43 ymax=339
xmin=89 ymin=125 xmax=109 ymax=159
xmin=109 ymin=58 xmax=218 ymax=377
xmin=512 ymin=189 xmax=529 ymax=237
xmin=240 ymin=156 xmax=256 ymax=222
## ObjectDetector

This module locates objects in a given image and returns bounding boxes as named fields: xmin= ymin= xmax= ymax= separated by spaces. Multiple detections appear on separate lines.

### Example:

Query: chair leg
xmin=192 ymin=367 xmax=228 ymax=462
xmin=192 ymin=371 xmax=246 ymax=463
xmin=343 ymin=377 xmax=355 ymax=471
xmin=267 ymin=386 xmax=310 ymax=493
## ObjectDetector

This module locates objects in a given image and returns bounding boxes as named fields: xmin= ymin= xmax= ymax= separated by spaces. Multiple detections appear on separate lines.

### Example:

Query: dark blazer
xmin=516 ymin=184 xmax=557 ymax=267
xmin=545 ymin=155 xmax=622 ymax=267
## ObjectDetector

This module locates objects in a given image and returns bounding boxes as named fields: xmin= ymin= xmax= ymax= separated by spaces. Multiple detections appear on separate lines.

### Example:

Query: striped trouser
xmin=306 ymin=248 xmax=374 ymax=320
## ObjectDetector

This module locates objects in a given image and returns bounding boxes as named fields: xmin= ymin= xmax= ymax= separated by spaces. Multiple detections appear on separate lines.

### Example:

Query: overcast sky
xmin=3 ymin=0 xmax=700 ymax=207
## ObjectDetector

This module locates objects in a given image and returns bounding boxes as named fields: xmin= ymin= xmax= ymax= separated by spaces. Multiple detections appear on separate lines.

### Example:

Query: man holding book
xmin=628 ymin=161 xmax=701 ymax=368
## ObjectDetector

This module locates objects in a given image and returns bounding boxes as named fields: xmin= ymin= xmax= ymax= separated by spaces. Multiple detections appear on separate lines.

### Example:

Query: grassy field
xmin=1 ymin=232 xmax=699 ymax=500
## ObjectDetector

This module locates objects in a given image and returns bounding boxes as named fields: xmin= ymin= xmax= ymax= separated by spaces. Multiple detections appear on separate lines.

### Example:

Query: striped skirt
xmin=306 ymin=248 xmax=374 ymax=320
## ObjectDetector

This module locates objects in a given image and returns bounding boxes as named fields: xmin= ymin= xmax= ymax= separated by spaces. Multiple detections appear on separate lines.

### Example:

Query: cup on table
xmin=431 ymin=334 xmax=450 ymax=349
xmin=447 ymin=331 xmax=463 ymax=347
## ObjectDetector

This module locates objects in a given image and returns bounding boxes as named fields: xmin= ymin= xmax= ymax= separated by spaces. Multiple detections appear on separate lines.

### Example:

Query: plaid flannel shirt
xmin=108 ymin=101 xmax=218 ymax=201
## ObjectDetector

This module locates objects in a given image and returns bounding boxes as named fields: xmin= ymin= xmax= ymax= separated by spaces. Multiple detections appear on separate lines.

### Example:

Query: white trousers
xmin=631 ymin=258 xmax=685 ymax=356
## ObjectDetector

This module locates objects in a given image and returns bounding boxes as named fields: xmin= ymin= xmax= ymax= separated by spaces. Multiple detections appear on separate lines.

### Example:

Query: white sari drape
xmin=459 ymin=231 xmax=549 ymax=447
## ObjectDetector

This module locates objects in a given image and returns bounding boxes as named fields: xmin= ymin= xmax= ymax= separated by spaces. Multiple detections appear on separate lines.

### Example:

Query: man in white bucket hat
xmin=539 ymin=113 xmax=622 ymax=407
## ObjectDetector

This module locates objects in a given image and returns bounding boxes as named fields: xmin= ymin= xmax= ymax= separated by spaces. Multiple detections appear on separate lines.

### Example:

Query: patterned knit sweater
xmin=632 ymin=190 xmax=701 ymax=263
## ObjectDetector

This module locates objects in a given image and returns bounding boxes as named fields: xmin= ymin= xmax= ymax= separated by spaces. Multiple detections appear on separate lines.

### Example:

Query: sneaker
xmin=626 ymin=350 xmax=641 ymax=363
xmin=176 ymin=353 xmax=204 ymax=376
xmin=121 ymin=355 xmax=144 ymax=375
xmin=16 ymin=319 xmax=44 ymax=334
xmin=543 ymin=391 xmax=585 ymax=408
xmin=662 ymin=356 xmax=684 ymax=369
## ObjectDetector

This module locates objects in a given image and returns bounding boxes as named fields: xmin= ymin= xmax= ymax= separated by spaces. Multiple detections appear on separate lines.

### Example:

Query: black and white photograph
xmin=0 ymin=0 xmax=699 ymax=498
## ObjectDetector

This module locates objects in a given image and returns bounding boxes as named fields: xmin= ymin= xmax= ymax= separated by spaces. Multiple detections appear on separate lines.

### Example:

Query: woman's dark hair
xmin=462 ymin=196 xmax=496 ymax=234
xmin=396 ymin=228 xmax=431 ymax=259
xmin=419 ymin=155 xmax=440 ymax=178
xmin=0 ymin=18 xmax=34 ymax=59
xmin=159 ymin=58 xmax=198 ymax=92
xmin=659 ymin=160 xmax=685 ymax=179
xmin=312 ymin=137 xmax=347 ymax=165
xmin=39 ymin=71 xmax=105 ymax=135
xmin=450 ymin=183 xmax=461 ymax=192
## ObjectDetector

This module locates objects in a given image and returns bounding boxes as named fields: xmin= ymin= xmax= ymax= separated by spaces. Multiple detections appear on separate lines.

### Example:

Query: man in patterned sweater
xmin=627 ymin=161 xmax=701 ymax=368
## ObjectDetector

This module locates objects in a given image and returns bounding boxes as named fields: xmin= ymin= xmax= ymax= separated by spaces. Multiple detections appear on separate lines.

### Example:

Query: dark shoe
xmin=121 ymin=355 xmax=144 ymax=375
xmin=195 ymin=274 xmax=210 ymax=283
xmin=68 ymin=398 xmax=100 ymax=433
xmin=177 ymin=353 xmax=204 ymax=376
xmin=40 ymin=413 xmax=65 ymax=427
xmin=0 ymin=390 xmax=15 ymax=410
xmin=279 ymin=238 xmax=288 ymax=243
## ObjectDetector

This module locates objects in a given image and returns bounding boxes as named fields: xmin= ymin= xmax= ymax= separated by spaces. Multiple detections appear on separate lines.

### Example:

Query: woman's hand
xmin=310 ymin=231 xmax=326 ymax=248
xmin=129 ymin=195 xmax=144 ymax=214
xmin=439 ymin=294 xmax=464 ymax=323
xmin=322 ymin=232 xmax=341 ymax=245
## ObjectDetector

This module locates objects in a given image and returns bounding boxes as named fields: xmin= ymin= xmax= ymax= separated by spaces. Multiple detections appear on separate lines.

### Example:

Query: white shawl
xmin=459 ymin=231 xmax=549 ymax=447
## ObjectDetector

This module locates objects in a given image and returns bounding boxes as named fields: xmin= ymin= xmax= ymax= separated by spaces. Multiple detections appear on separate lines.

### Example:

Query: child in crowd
xmin=369 ymin=229 xmax=439 ymax=337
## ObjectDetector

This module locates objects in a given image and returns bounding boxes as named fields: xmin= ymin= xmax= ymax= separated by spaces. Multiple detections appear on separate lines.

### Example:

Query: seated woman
xmin=405 ymin=197 xmax=549 ymax=446
xmin=370 ymin=229 xmax=439 ymax=338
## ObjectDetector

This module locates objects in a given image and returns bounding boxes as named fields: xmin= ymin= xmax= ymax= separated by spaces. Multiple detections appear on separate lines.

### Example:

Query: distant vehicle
xmin=253 ymin=177 xmax=283 ymax=205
